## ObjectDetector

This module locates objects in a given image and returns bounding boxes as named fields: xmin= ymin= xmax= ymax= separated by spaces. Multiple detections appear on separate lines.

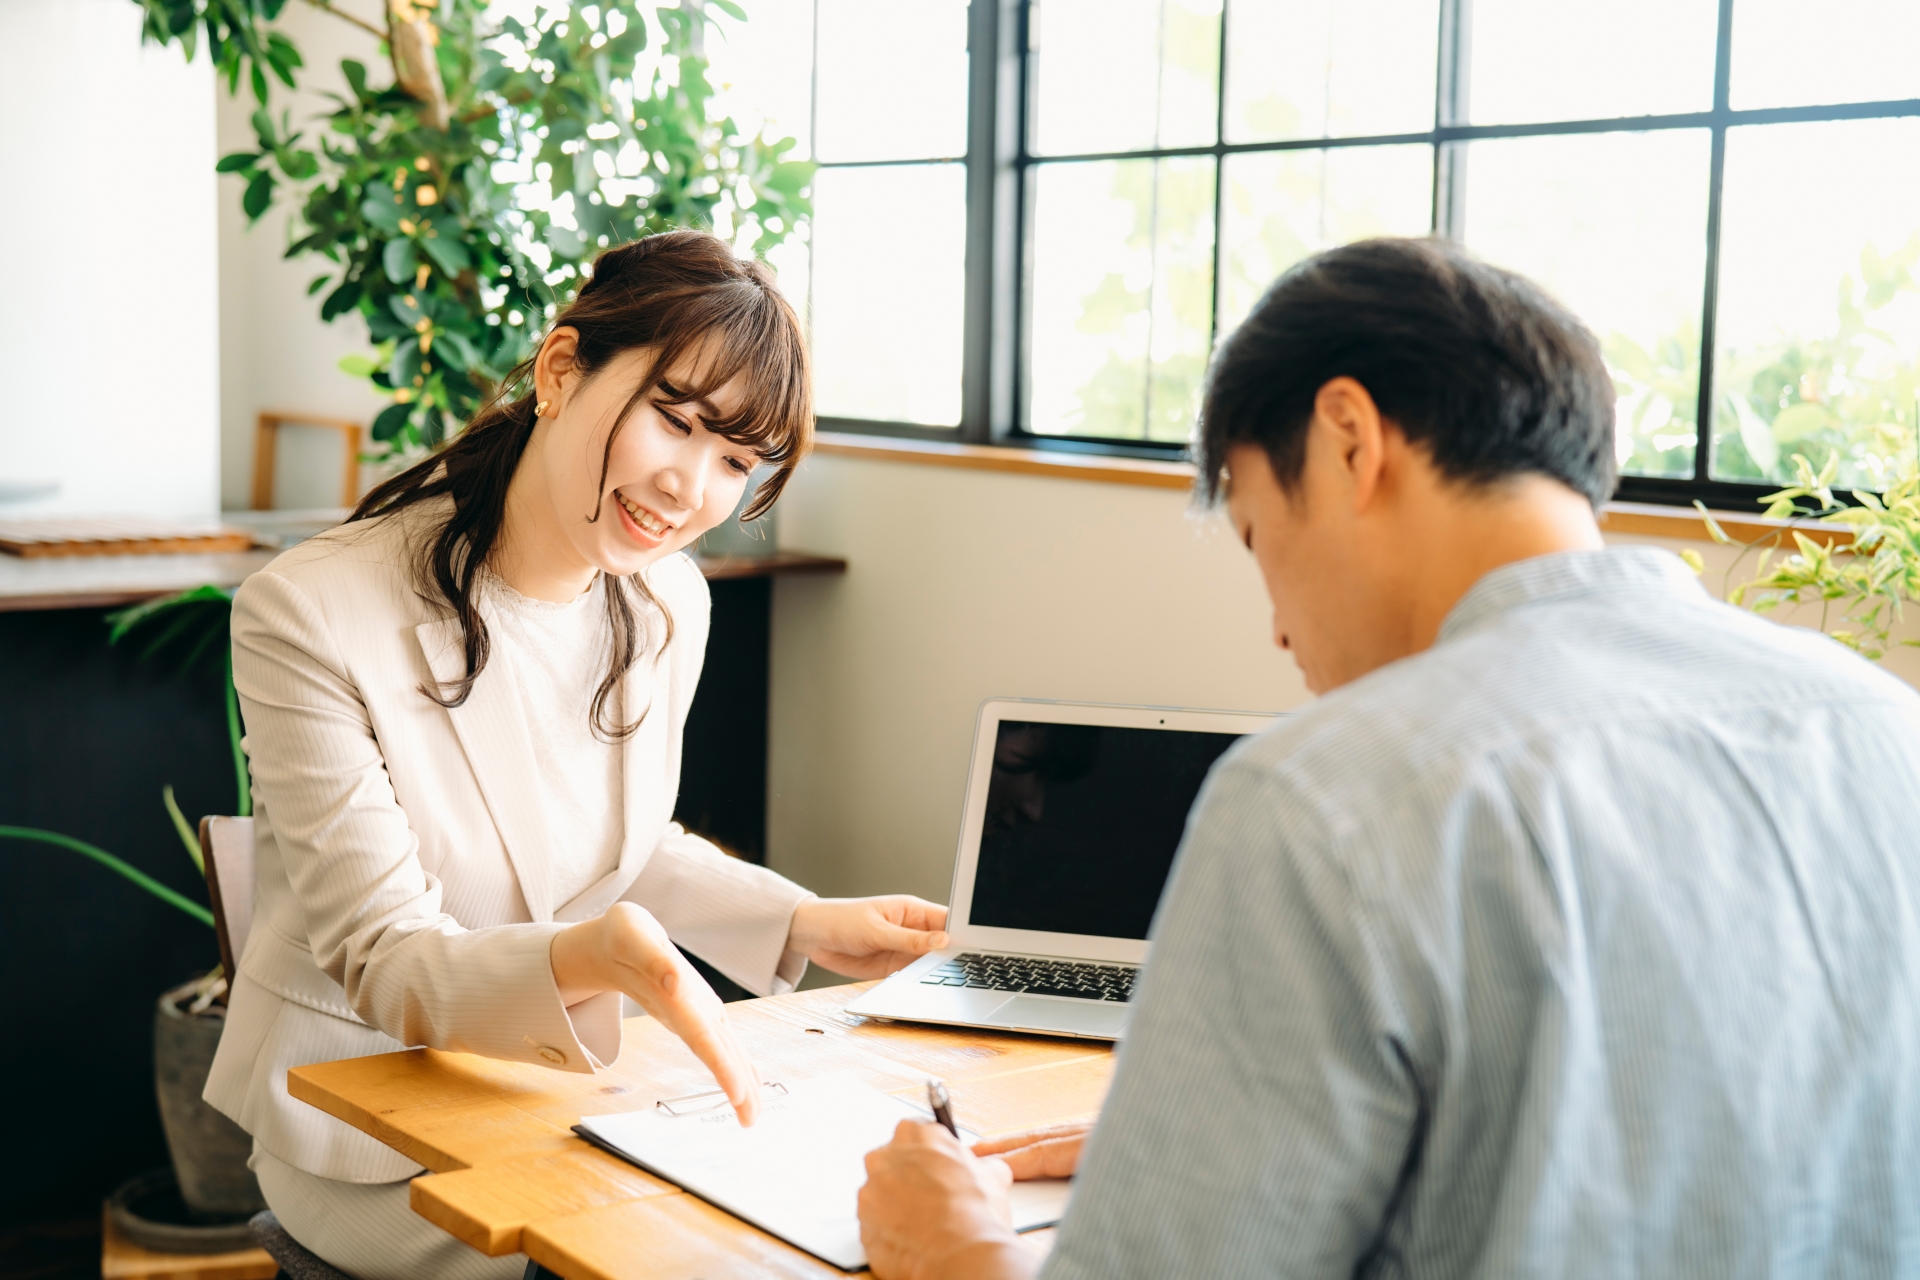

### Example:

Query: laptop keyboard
xmin=920 ymin=952 xmax=1138 ymax=1002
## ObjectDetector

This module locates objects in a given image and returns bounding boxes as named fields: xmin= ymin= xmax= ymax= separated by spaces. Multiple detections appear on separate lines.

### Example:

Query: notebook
xmin=575 ymin=1073 xmax=1072 ymax=1271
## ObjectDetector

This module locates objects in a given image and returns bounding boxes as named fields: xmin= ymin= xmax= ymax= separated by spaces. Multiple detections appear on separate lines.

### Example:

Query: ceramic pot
xmin=107 ymin=1166 xmax=256 ymax=1253
xmin=154 ymin=980 xmax=265 ymax=1219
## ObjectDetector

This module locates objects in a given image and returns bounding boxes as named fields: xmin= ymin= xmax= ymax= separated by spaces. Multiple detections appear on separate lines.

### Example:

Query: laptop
xmin=845 ymin=698 xmax=1278 ymax=1040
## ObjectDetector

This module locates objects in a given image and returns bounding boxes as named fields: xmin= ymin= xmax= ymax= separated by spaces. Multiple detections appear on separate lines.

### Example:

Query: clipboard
xmin=574 ymin=1073 xmax=1071 ymax=1271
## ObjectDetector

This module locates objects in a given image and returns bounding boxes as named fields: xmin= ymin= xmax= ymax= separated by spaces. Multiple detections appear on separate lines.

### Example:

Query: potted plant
xmin=1698 ymin=450 xmax=1920 ymax=658
xmin=133 ymin=0 xmax=811 ymax=462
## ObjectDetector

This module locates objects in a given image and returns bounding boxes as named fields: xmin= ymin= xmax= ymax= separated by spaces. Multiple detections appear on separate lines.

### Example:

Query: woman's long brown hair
xmin=350 ymin=229 xmax=813 ymax=740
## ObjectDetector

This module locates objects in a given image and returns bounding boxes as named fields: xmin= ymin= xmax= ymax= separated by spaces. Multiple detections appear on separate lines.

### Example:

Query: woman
xmin=206 ymin=230 xmax=949 ymax=1279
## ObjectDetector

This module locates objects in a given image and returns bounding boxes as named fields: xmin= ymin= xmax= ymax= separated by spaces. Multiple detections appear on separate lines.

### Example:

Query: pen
xmin=926 ymin=1077 xmax=959 ymax=1139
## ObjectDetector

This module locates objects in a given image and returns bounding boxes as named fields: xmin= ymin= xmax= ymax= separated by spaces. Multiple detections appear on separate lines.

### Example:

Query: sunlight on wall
xmin=0 ymin=0 xmax=217 ymax=517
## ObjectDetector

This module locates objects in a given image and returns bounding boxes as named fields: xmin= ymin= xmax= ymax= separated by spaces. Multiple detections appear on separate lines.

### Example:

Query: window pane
xmin=1732 ymin=0 xmax=1920 ymax=110
xmin=1217 ymin=145 xmax=1433 ymax=336
xmin=1710 ymin=120 xmax=1920 ymax=489
xmin=1224 ymin=0 xmax=1438 ymax=143
xmin=810 ymin=164 xmax=966 ymax=425
xmin=705 ymin=0 xmax=816 ymax=159
xmin=1030 ymin=0 xmax=1221 ymax=156
xmin=1463 ymin=130 xmax=1712 ymax=480
xmin=815 ymin=0 xmax=968 ymax=162
xmin=1027 ymin=157 xmax=1216 ymax=441
xmin=1469 ymin=0 xmax=1717 ymax=125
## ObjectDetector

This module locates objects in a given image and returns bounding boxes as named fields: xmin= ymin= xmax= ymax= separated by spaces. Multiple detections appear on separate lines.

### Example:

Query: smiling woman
xmin=351 ymin=229 xmax=813 ymax=735
xmin=204 ymin=229 xmax=951 ymax=1280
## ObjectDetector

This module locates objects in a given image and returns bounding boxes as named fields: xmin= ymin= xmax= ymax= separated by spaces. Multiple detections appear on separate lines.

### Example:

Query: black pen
xmin=926 ymin=1077 xmax=959 ymax=1138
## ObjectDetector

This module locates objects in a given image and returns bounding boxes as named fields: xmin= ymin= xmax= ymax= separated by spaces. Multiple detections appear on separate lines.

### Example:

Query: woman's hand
xmin=972 ymin=1123 xmax=1091 ymax=1180
xmin=550 ymin=902 xmax=765 ymax=1125
xmin=786 ymin=896 xmax=951 ymax=979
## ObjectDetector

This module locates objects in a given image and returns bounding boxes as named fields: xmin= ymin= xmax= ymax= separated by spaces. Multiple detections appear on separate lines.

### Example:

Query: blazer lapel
xmin=415 ymin=616 xmax=555 ymax=923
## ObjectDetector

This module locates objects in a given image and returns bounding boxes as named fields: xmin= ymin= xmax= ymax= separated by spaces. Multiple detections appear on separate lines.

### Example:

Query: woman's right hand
xmin=550 ymin=902 xmax=764 ymax=1125
xmin=970 ymin=1122 xmax=1092 ymax=1179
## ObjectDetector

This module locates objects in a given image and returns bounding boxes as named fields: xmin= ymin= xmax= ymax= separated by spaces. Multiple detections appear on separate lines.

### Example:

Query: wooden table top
xmin=289 ymin=984 xmax=1112 ymax=1280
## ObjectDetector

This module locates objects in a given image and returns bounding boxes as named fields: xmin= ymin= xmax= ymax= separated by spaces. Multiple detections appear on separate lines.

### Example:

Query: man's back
xmin=1042 ymin=547 xmax=1920 ymax=1279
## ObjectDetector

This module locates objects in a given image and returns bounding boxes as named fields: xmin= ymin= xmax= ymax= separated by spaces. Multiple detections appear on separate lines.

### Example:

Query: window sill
xmin=811 ymin=432 xmax=1851 ymax=548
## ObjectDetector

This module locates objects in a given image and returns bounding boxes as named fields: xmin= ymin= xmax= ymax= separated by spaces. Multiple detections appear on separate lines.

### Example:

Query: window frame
xmin=815 ymin=0 xmax=1920 ymax=510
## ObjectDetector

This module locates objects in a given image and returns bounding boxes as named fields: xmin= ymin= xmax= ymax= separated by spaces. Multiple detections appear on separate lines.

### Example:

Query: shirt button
xmin=536 ymin=1045 xmax=566 ymax=1065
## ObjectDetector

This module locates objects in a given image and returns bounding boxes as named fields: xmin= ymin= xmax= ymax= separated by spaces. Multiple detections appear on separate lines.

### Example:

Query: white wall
xmin=216 ymin=2 xmax=393 ymax=511
xmin=0 ymin=0 xmax=218 ymax=517
xmin=762 ymin=454 xmax=1920 ymax=908
xmin=764 ymin=455 xmax=1306 ymax=903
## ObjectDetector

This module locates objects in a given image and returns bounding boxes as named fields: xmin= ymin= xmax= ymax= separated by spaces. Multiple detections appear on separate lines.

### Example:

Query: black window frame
xmin=814 ymin=0 xmax=1920 ymax=510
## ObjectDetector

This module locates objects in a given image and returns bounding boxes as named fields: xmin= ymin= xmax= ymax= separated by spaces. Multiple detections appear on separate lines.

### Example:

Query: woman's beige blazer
xmin=204 ymin=505 xmax=811 ymax=1183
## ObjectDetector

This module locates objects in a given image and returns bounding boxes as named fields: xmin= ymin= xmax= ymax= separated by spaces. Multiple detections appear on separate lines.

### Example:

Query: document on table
xmin=576 ymin=1073 xmax=1073 ymax=1271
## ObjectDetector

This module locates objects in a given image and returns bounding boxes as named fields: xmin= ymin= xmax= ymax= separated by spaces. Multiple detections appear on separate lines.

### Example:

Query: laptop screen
xmin=967 ymin=720 xmax=1246 ymax=941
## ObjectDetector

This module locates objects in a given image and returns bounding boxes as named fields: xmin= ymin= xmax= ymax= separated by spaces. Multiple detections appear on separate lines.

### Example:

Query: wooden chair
xmin=198 ymin=816 xmax=256 ymax=983
xmin=197 ymin=816 xmax=359 ymax=1280
xmin=251 ymin=412 xmax=363 ymax=511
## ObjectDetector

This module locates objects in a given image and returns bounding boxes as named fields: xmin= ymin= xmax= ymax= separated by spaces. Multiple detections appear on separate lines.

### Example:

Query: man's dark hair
xmin=1196 ymin=236 xmax=1617 ymax=510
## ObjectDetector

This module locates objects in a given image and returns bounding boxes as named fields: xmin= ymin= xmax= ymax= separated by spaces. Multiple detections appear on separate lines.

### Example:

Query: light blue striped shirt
xmin=1044 ymin=547 xmax=1920 ymax=1279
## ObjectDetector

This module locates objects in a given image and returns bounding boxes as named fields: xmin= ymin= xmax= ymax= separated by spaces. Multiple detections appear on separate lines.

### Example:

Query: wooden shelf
xmin=692 ymin=550 xmax=847 ymax=581
xmin=0 ymin=545 xmax=846 ymax=613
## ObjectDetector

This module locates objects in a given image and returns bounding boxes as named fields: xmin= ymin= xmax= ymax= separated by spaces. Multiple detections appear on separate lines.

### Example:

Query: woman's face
xmin=530 ymin=334 xmax=761 ymax=580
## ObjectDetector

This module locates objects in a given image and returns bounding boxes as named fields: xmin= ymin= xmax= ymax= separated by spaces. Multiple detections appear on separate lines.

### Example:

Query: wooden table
xmin=289 ymin=985 xmax=1112 ymax=1279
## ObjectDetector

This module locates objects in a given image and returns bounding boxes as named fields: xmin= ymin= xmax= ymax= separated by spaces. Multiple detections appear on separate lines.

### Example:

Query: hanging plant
xmin=134 ymin=0 xmax=813 ymax=458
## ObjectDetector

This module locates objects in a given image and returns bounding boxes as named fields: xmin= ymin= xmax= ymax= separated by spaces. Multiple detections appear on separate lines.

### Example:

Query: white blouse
xmin=481 ymin=570 xmax=625 ymax=910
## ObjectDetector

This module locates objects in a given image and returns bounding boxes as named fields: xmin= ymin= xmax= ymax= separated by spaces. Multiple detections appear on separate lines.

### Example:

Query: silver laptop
xmin=845 ymin=699 xmax=1278 ymax=1040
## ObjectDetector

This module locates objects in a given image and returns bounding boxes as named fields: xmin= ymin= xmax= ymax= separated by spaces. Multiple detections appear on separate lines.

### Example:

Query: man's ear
xmin=1311 ymin=376 xmax=1389 ymax=512
xmin=533 ymin=326 xmax=582 ymax=413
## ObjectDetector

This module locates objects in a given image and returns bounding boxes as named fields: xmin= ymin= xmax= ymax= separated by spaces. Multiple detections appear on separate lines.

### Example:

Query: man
xmin=857 ymin=237 xmax=1920 ymax=1279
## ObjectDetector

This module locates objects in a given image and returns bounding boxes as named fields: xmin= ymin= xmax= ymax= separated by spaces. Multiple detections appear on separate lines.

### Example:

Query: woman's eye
xmin=661 ymin=409 xmax=691 ymax=434
xmin=726 ymin=456 xmax=754 ymax=476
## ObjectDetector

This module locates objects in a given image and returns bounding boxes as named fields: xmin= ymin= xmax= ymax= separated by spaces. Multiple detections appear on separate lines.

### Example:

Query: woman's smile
xmin=613 ymin=488 xmax=677 ymax=547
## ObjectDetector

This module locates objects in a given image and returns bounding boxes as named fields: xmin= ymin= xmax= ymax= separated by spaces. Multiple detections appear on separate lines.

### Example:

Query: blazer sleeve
xmin=232 ymin=568 xmax=602 ymax=1073
xmin=625 ymin=825 xmax=814 ymax=996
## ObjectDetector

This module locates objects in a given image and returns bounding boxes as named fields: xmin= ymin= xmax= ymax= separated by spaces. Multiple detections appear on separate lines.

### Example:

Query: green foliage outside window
xmin=1710 ymin=235 xmax=1920 ymax=493
xmin=133 ymin=0 xmax=812 ymax=458
xmin=1070 ymin=161 xmax=1216 ymax=443
xmin=1617 ymin=237 xmax=1919 ymax=489
xmin=1606 ymin=323 xmax=1701 ymax=480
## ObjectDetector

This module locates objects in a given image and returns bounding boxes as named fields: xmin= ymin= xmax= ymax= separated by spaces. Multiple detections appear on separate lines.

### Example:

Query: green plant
xmin=133 ymin=0 xmax=812 ymax=457
xmin=1711 ymin=235 xmax=1920 ymax=493
xmin=0 ymin=587 xmax=242 ymax=931
xmin=1698 ymin=451 xmax=1920 ymax=660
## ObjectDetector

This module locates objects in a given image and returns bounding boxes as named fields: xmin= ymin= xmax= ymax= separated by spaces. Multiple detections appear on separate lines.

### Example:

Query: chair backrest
xmin=198 ymin=815 xmax=256 ymax=982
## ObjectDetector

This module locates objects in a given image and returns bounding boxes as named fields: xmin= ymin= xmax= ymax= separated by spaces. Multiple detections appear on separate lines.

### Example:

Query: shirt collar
xmin=1436 ymin=546 xmax=1707 ymax=646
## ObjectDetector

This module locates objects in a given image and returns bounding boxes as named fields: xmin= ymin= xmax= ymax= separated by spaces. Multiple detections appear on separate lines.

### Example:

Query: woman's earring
xmin=534 ymin=400 xmax=551 ymax=418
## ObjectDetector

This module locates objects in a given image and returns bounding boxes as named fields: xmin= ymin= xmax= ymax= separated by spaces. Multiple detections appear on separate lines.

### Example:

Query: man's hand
xmin=859 ymin=1121 xmax=1037 ymax=1280
xmin=550 ymin=902 xmax=764 ymax=1124
xmin=973 ymin=1123 xmax=1091 ymax=1180
xmin=787 ymin=896 xmax=950 ymax=978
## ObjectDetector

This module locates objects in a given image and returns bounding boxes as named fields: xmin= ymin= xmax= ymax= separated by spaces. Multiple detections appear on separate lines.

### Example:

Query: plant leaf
xmin=383 ymin=236 xmax=419 ymax=285
xmin=162 ymin=785 xmax=205 ymax=873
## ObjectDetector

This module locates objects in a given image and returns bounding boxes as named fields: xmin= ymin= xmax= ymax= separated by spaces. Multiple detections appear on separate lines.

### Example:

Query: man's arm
xmin=858 ymin=755 xmax=1426 ymax=1279
xmin=1037 ymin=756 xmax=1424 ymax=1279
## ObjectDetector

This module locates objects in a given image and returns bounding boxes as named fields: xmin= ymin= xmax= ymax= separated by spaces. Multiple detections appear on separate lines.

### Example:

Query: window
xmin=719 ymin=0 xmax=1920 ymax=507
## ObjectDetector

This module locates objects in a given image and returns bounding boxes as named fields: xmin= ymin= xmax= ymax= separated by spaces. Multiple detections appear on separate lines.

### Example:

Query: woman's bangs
xmin=662 ymin=290 xmax=809 ymax=465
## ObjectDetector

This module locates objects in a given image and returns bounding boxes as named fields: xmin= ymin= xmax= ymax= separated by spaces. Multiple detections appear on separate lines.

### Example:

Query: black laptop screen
xmin=966 ymin=720 xmax=1245 ymax=941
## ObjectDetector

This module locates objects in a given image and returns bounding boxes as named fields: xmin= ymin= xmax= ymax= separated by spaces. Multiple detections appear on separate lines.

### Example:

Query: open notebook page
xmin=577 ymin=1073 xmax=1072 ymax=1271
